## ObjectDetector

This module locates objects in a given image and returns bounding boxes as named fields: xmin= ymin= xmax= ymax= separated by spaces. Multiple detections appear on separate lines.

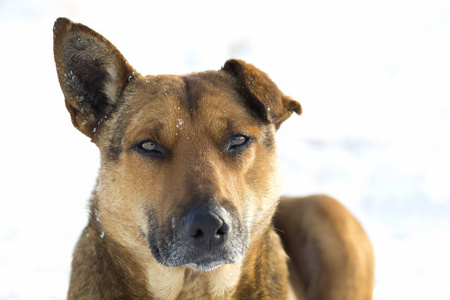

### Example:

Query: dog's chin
xmin=156 ymin=253 xmax=243 ymax=272
xmin=149 ymin=243 xmax=245 ymax=272
xmin=186 ymin=260 xmax=227 ymax=271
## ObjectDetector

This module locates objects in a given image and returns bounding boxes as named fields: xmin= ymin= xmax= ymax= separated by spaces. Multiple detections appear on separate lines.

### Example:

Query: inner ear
xmin=53 ymin=17 xmax=135 ymax=138
xmin=66 ymin=57 xmax=112 ymax=121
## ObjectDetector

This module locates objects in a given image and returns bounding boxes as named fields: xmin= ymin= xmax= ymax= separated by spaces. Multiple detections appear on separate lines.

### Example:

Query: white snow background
xmin=1 ymin=0 xmax=449 ymax=299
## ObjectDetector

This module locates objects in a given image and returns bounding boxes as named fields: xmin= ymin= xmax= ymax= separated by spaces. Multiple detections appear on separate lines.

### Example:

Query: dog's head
xmin=54 ymin=18 xmax=301 ymax=271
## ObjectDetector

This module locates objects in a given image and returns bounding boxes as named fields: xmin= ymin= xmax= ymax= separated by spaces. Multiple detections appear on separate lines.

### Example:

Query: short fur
xmin=54 ymin=18 xmax=374 ymax=300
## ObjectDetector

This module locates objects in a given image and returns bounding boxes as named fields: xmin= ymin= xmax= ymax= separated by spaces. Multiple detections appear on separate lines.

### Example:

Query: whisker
xmin=271 ymin=226 xmax=285 ymax=234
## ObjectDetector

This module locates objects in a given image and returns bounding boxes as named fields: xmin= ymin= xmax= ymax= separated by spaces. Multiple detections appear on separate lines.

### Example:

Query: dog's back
xmin=276 ymin=195 xmax=374 ymax=299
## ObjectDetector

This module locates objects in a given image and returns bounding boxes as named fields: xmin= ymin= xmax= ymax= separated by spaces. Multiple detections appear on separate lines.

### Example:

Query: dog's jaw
xmin=146 ymin=261 xmax=243 ymax=300
xmin=186 ymin=260 xmax=229 ymax=271
xmin=149 ymin=241 xmax=246 ymax=272
xmin=183 ymin=247 xmax=245 ymax=272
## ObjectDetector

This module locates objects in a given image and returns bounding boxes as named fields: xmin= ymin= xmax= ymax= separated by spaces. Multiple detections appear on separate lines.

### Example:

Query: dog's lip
xmin=149 ymin=241 xmax=230 ymax=269
xmin=184 ymin=249 xmax=245 ymax=271
xmin=186 ymin=260 xmax=227 ymax=271
xmin=150 ymin=240 xmax=244 ymax=271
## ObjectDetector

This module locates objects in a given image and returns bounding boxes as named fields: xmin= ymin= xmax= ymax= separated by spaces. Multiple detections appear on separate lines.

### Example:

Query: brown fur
xmin=54 ymin=18 xmax=374 ymax=300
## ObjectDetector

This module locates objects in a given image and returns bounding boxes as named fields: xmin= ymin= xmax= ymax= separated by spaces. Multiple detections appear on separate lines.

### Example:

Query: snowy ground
xmin=1 ymin=1 xmax=450 ymax=299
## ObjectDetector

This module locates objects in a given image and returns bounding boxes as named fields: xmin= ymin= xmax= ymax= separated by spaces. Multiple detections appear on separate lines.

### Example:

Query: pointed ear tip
xmin=55 ymin=17 xmax=71 ymax=25
xmin=54 ymin=17 xmax=73 ymax=32
xmin=53 ymin=18 xmax=75 ymax=45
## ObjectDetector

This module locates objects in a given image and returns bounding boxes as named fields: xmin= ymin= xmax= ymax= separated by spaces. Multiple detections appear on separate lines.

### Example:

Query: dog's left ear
xmin=222 ymin=59 xmax=301 ymax=129
xmin=53 ymin=18 xmax=135 ymax=139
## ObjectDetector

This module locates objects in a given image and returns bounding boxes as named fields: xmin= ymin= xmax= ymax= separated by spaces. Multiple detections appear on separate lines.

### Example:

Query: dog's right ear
xmin=53 ymin=18 xmax=135 ymax=139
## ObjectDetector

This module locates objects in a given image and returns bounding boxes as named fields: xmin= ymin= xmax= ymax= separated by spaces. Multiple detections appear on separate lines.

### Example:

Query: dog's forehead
xmin=122 ymin=72 xmax=257 ymax=138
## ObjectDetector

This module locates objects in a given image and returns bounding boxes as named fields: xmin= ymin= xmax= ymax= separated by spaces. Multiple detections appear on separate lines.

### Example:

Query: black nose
xmin=180 ymin=205 xmax=231 ymax=251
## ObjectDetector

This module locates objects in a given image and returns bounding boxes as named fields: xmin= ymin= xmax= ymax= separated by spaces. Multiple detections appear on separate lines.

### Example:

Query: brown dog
xmin=53 ymin=18 xmax=374 ymax=300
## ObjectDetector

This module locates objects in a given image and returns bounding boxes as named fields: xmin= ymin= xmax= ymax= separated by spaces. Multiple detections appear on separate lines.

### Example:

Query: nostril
xmin=192 ymin=229 xmax=204 ymax=239
xmin=216 ymin=223 xmax=229 ymax=236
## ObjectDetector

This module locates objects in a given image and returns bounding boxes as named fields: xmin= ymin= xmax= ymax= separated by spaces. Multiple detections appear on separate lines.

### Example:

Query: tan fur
xmin=275 ymin=196 xmax=375 ymax=299
xmin=54 ymin=17 xmax=374 ymax=300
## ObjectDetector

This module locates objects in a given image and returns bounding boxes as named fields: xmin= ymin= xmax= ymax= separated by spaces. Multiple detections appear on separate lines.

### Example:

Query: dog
xmin=53 ymin=18 xmax=374 ymax=300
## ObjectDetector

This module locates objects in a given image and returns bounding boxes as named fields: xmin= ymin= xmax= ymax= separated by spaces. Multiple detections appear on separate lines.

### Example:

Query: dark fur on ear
xmin=222 ymin=59 xmax=301 ymax=129
xmin=53 ymin=17 xmax=135 ymax=139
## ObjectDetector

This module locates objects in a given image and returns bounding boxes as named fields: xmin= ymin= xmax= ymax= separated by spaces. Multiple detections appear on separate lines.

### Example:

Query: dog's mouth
xmin=186 ymin=260 xmax=230 ymax=271
xmin=148 ymin=241 xmax=246 ymax=271
xmin=146 ymin=205 xmax=248 ymax=271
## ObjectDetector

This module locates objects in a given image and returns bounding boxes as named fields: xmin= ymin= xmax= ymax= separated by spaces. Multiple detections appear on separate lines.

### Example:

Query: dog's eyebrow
xmin=142 ymin=122 xmax=164 ymax=141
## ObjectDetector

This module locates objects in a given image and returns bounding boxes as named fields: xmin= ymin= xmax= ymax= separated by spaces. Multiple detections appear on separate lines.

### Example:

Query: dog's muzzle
xmin=147 ymin=204 xmax=247 ymax=271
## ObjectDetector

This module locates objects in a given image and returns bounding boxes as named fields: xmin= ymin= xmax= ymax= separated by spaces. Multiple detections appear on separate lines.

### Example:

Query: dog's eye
xmin=141 ymin=141 xmax=156 ymax=151
xmin=227 ymin=135 xmax=250 ymax=152
xmin=135 ymin=140 xmax=165 ymax=158
xmin=231 ymin=136 xmax=247 ymax=147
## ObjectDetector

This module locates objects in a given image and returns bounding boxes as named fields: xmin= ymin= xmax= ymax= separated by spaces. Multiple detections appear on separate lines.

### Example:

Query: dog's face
xmin=54 ymin=18 xmax=301 ymax=271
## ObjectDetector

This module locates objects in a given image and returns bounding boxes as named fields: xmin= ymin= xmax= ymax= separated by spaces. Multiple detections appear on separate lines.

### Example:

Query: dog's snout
xmin=180 ymin=205 xmax=231 ymax=250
